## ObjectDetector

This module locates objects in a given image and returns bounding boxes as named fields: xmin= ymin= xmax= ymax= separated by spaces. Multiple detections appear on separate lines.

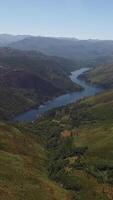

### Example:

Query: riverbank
xmin=13 ymin=68 xmax=102 ymax=122
xmin=10 ymin=81 xmax=82 ymax=121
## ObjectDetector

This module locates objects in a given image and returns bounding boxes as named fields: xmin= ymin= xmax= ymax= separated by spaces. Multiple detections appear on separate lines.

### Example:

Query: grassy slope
xmin=0 ymin=121 xmax=71 ymax=200
xmin=81 ymin=63 xmax=113 ymax=88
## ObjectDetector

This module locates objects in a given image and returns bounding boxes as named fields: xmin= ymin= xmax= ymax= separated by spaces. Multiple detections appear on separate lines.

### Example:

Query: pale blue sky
xmin=0 ymin=0 xmax=113 ymax=39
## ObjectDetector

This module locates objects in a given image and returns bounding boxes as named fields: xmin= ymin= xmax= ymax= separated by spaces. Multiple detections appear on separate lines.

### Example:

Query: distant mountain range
xmin=0 ymin=34 xmax=113 ymax=66
xmin=0 ymin=34 xmax=112 ymax=66
xmin=0 ymin=34 xmax=29 ymax=46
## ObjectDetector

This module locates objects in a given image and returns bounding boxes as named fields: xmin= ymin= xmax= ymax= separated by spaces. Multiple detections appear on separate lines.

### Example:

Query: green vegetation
xmin=0 ymin=87 xmax=45 ymax=119
xmin=0 ymin=121 xmax=72 ymax=200
xmin=81 ymin=63 xmax=113 ymax=88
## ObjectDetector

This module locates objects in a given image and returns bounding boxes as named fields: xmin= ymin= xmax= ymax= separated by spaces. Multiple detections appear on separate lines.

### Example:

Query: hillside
xmin=24 ymin=89 xmax=113 ymax=200
xmin=80 ymin=63 xmax=113 ymax=88
xmin=0 ymin=121 xmax=72 ymax=200
xmin=0 ymin=48 xmax=80 ymax=118
xmin=0 ymin=87 xmax=46 ymax=119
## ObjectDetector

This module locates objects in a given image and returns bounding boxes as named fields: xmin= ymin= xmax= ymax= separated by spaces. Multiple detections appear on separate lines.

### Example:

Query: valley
xmin=14 ymin=68 xmax=102 ymax=122
xmin=0 ymin=35 xmax=113 ymax=200
xmin=1 ymin=0 xmax=113 ymax=199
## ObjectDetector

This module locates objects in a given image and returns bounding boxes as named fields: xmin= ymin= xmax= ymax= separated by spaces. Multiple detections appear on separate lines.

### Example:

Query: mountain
xmin=0 ymin=47 xmax=80 ymax=118
xmin=8 ymin=36 xmax=113 ymax=66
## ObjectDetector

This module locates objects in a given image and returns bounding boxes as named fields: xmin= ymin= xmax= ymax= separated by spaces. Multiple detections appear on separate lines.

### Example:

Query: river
xmin=13 ymin=68 xmax=102 ymax=122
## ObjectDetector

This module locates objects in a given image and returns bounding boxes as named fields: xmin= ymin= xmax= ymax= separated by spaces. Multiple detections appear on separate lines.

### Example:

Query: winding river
xmin=14 ymin=68 xmax=102 ymax=122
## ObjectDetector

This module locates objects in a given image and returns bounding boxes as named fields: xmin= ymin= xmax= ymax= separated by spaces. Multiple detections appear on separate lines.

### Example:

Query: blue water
xmin=14 ymin=68 xmax=102 ymax=122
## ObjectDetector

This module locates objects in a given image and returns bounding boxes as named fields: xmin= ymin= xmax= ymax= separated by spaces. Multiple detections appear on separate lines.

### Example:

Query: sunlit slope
xmin=81 ymin=63 xmax=113 ymax=88
xmin=0 ymin=121 xmax=71 ymax=200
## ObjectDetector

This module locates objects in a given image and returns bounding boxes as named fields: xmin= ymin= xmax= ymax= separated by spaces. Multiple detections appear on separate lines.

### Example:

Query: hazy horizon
xmin=1 ymin=33 xmax=113 ymax=41
xmin=0 ymin=0 xmax=113 ymax=40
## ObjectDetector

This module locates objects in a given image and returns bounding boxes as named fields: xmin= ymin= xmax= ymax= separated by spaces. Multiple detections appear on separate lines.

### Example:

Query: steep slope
xmin=0 ymin=121 xmax=72 ymax=200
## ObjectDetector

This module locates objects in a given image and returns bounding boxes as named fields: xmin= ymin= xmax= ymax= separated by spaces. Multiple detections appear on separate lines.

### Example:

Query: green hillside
xmin=80 ymin=63 xmax=113 ymax=88
xmin=0 ymin=87 xmax=46 ymax=119
xmin=0 ymin=121 xmax=72 ymax=200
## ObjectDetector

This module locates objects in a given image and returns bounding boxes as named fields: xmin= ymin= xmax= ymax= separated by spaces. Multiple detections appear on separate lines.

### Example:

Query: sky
xmin=0 ymin=0 xmax=113 ymax=39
